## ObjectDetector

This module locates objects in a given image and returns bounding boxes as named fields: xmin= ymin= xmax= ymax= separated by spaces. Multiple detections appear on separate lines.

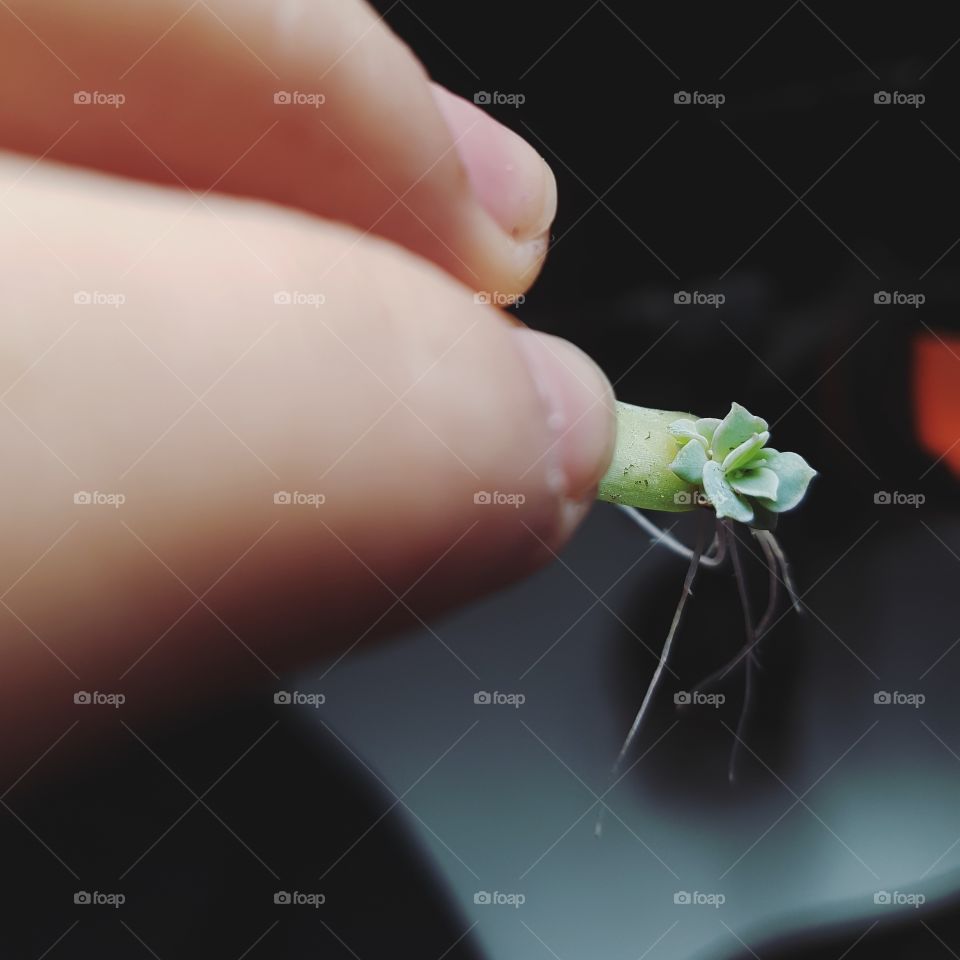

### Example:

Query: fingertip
xmin=511 ymin=329 xmax=617 ymax=504
xmin=430 ymin=83 xmax=557 ymax=272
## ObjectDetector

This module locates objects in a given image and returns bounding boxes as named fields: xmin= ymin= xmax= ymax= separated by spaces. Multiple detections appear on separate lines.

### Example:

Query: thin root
xmin=687 ymin=526 xmax=782 ymax=697
xmin=615 ymin=504 xmax=725 ymax=568
xmin=596 ymin=519 xmax=707 ymax=837
xmin=726 ymin=521 xmax=755 ymax=784
xmin=753 ymin=529 xmax=802 ymax=614
xmin=604 ymin=505 xmax=800 ymax=807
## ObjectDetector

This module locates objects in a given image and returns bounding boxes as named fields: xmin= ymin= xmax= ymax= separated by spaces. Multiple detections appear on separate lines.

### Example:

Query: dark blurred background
xmin=5 ymin=2 xmax=960 ymax=958
xmin=385 ymin=0 xmax=960 ymax=545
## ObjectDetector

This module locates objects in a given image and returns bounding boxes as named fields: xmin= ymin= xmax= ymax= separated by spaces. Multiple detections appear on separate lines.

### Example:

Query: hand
xmin=0 ymin=0 xmax=616 ymax=770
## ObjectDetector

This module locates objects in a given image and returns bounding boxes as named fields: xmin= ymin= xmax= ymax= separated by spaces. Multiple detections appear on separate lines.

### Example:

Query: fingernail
xmin=511 ymin=329 xmax=616 ymax=507
xmin=431 ymin=85 xmax=557 ymax=245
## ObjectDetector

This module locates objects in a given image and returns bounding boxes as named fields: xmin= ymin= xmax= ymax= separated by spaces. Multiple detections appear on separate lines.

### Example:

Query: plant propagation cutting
xmin=594 ymin=401 xmax=816 ymax=832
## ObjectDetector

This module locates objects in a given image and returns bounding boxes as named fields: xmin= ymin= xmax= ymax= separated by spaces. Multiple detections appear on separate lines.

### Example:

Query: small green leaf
xmin=702 ymin=460 xmax=754 ymax=523
xmin=729 ymin=466 xmax=780 ymax=500
xmin=667 ymin=419 xmax=706 ymax=446
xmin=695 ymin=417 xmax=722 ymax=442
xmin=721 ymin=433 xmax=768 ymax=473
xmin=669 ymin=437 xmax=708 ymax=484
xmin=712 ymin=403 xmax=769 ymax=460
xmin=758 ymin=451 xmax=817 ymax=513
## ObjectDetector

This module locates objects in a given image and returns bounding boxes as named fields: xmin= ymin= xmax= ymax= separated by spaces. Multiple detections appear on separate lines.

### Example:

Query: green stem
xmin=596 ymin=401 xmax=699 ymax=512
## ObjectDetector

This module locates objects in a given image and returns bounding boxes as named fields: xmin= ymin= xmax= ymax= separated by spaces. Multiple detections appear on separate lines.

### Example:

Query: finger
xmin=0 ymin=0 xmax=555 ymax=295
xmin=430 ymin=84 xmax=557 ymax=270
xmin=0 ymin=153 xmax=612 ymax=771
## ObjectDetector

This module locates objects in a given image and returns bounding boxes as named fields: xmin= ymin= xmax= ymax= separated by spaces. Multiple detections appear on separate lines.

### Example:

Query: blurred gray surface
xmin=297 ymin=505 xmax=960 ymax=960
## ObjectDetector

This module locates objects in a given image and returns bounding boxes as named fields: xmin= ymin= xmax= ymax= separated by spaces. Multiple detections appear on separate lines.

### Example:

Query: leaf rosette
xmin=668 ymin=403 xmax=816 ymax=526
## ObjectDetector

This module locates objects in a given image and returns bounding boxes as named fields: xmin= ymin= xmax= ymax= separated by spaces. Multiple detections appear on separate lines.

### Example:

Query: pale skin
xmin=0 ymin=0 xmax=616 ymax=776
